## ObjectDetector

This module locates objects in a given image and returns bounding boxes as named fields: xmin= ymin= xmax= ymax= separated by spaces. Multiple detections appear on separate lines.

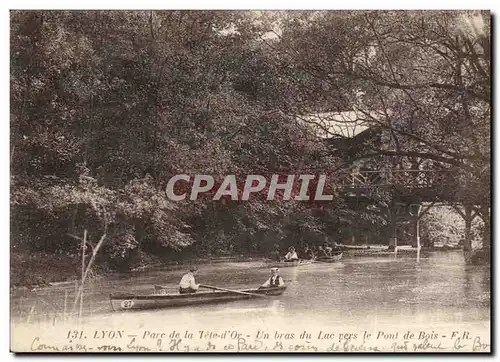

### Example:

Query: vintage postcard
xmin=10 ymin=9 xmax=490 ymax=353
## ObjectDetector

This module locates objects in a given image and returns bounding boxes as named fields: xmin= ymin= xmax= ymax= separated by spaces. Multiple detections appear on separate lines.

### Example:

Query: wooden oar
xmin=199 ymin=284 xmax=269 ymax=298
xmin=154 ymin=284 xmax=270 ymax=298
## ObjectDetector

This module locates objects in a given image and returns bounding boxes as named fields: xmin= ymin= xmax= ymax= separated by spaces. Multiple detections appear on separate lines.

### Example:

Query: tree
xmin=258 ymin=10 xmax=490 ymax=257
xmin=11 ymin=10 xmax=346 ymax=281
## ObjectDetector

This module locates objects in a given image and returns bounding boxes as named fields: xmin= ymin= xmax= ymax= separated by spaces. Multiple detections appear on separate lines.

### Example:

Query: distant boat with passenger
xmin=263 ymin=243 xmax=343 ymax=268
xmin=262 ymin=253 xmax=343 ymax=268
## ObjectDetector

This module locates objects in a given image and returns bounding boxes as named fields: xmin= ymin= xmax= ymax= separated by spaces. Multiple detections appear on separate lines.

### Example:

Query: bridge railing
xmin=335 ymin=169 xmax=456 ymax=189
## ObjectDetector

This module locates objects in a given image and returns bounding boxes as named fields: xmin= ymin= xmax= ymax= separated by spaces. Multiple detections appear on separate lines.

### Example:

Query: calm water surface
xmin=11 ymin=251 xmax=490 ymax=334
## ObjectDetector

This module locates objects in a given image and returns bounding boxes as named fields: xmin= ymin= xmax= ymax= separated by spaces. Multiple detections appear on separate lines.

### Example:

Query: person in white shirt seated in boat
xmin=259 ymin=268 xmax=285 ymax=289
xmin=179 ymin=266 xmax=200 ymax=294
xmin=284 ymin=246 xmax=299 ymax=262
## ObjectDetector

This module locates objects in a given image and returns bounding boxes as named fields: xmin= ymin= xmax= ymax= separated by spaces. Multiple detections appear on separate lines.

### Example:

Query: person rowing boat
xmin=284 ymin=246 xmax=299 ymax=262
xmin=111 ymin=282 xmax=287 ymax=311
xmin=179 ymin=266 xmax=200 ymax=294
xmin=259 ymin=267 xmax=285 ymax=289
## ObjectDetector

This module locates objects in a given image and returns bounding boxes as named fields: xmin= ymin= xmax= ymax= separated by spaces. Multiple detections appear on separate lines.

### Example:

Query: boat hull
xmin=109 ymin=286 xmax=286 ymax=312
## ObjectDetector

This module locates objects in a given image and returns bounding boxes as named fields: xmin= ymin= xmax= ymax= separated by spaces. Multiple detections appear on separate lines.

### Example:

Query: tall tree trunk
xmin=463 ymin=203 xmax=473 ymax=253
xmin=388 ymin=204 xmax=397 ymax=251
xmin=479 ymin=204 xmax=490 ymax=249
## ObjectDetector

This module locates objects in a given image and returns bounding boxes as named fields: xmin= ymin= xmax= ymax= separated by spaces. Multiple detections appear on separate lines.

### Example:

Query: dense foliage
xmin=10 ymin=10 xmax=490 ymax=282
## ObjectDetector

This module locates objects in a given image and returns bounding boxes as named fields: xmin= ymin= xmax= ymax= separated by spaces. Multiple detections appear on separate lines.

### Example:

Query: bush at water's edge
xmin=10 ymin=252 xmax=116 ymax=289
xmin=10 ymin=249 xmax=267 ymax=288
xmin=11 ymin=252 xmax=81 ymax=288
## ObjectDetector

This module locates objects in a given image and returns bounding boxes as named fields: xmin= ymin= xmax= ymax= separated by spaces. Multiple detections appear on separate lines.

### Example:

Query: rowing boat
xmin=109 ymin=286 xmax=287 ymax=311
xmin=315 ymin=252 xmax=343 ymax=263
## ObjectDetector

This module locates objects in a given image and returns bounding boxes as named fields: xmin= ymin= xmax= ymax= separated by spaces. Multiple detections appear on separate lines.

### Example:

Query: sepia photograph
xmin=9 ymin=9 xmax=491 ymax=353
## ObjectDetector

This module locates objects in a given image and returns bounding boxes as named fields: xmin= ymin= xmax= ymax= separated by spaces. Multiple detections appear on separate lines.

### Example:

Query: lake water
xmin=10 ymin=250 xmax=491 ymax=352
